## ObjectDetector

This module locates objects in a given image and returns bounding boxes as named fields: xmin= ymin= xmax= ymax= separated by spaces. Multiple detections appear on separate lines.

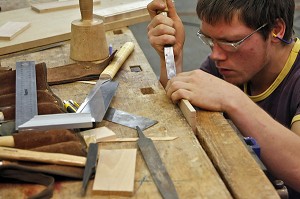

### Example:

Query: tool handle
xmin=0 ymin=146 xmax=86 ymax=167
xmin=100 ymin=42 xmax=135 ymax=80
xmin=0 ymin=136 xmax=14 ymax=147
xmin=79 ymin=0 xmax=93 ymax=21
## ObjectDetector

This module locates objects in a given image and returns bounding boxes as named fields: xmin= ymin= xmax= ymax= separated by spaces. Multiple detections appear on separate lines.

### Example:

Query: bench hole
xmin=130 ymin=65 xmax=142 ymax=72
xmin=140 ymin=87 xmax=154 ymax=95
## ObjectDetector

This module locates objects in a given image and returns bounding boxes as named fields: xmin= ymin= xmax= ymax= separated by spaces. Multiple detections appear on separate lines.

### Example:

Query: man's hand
xmin=147 ymin=0 xmax=185 ymax=64
xmin=165 ymin=69 xmax=241 ymax=112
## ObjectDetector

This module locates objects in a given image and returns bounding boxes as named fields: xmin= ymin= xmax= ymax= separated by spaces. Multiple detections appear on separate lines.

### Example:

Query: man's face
xmin=200 ymin=17 xmax=270 ymax=86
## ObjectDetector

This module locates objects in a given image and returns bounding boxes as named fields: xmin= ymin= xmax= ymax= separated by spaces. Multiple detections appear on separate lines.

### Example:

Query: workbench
xmin=0 ymin=2 xmax=280 ymax=199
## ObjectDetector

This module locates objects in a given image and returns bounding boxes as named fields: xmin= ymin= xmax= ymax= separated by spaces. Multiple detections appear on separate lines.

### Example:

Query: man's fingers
xmin=147 ymin=0 xmax=167 ymax=18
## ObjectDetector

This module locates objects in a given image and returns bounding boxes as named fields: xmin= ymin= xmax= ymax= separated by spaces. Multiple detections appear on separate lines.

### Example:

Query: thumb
xmin=166 ymin=0 xmax=178 ymax=19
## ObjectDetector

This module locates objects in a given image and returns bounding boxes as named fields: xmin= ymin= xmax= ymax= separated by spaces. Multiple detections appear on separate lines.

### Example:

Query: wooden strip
xmin=31 ymin=0 xmax=101 ymax=13
xmin=178 ymin=99 xmax=196 ymax=133
xmin=93 ymin=149 xmax=137 ymax=195
xmin=100 ymin=136 xmax=178 ymax=142
xmin=0 ymin=22 xmax=30 ymax=41
xmin=195 ymin=110 xmax=280 ymax=199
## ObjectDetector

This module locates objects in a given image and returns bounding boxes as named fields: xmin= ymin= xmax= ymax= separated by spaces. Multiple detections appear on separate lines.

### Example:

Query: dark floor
xmin=129 ymin=0 xmax=300 ymax=78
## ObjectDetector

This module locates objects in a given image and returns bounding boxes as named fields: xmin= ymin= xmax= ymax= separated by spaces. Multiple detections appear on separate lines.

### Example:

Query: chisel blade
xmin=81 ymin=143 xmax=98 ymax=196
xmin=104 ymin=107 xmax=158 ymax=130
xmin=136 ymin=126 xmax=179 ymax=199
xmin=164 ymin=45 xmax=176 ymax=79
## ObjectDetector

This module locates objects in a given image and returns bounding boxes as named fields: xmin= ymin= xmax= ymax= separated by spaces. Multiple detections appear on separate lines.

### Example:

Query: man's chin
xmin=223 ymin=76 xmax=243 ymax=86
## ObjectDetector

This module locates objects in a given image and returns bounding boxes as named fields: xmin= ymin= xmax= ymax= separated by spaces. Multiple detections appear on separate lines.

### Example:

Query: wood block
xmin=94 ymin=0 xmax=151 ymax=30
xmin=0 ymin=22 xmax=30 ymax=41
xmin=93 ymin=149 xmax=137 ymax=195
xmin=178 ymin=99 xmax=196 ymax=133
xmin=80 ymin=126 xmax=116 ymax=144
xmin=31 ymin=0 xmax=101 ymax=13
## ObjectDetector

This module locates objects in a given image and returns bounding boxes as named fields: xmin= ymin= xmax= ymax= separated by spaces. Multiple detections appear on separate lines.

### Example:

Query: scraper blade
xmin=104 ymin=107 xmax=158 ymax=130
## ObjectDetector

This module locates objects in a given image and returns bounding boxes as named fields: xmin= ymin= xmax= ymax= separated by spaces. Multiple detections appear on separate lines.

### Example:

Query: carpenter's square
xmin=76 ymin=42 xmax=135 ymax=122
xmin=136 ymin=126 xmax=179 ymax=199
xmin=15 ymin=61 xmax=38 ymax=130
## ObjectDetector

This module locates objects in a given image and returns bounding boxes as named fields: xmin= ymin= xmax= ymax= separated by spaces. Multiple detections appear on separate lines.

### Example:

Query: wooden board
xmin=81 ymin=126 xmax=117 ymax=144
xmin=94 ymin=0 xmax=150 ymax=31
xmin=195 ymin=110 xmax=280 ymax=199
xmin=93 ymin=149 xmax=137 ymax=195
xmin=0 ymin=21 xmax=30 ymax=40
xmin=31 ymin=0 xmax=101 ymax=13
xmin=0 ymin=0 xmax=150 ymax=56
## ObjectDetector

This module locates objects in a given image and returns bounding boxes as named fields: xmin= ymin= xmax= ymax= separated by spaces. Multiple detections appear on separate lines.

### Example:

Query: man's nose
xmin=209 ymin=43 xmax=227 ymax=61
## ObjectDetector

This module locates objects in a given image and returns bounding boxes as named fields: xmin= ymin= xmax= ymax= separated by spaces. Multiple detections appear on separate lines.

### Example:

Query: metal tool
xmin=76 ymin=80 xmax=118 ymax=122
xmin=81 ymin=143 xmax=98 ymax=196
xmin=18 ymin=112 xmax=94 ymax=131
xmin=104 ymin=107 xmax=158 ymax=130
xmin=160 ymin=1 xmax=176 ymax=80
xmin=136 ymin=126 xmax=179 ymax=199
xmin=77 ymin=42 xmax=135 ymax=122
xmin=15 ymin=61 xmax=38 ymax=130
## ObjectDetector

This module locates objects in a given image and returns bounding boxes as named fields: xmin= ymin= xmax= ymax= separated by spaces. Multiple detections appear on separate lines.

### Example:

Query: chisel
xmin=160 ymin=0 xmax=197 ymax=132
xmin=160 ymin=0 xmax=176 ymax=79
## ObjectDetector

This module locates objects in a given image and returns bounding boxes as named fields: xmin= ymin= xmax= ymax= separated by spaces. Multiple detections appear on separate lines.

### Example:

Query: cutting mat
xmin=0 ymin=0 xmax=150 ymax=56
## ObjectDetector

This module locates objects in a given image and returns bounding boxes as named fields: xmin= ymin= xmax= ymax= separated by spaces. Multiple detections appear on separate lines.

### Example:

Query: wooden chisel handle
xmin=0 ymin=136 xmax=14 ymax=147
xmin=79 ymin=0 xmax=93 ymax=21
xmin=100 ymin=42 xmax=135 ymax=80
xmin=0 ymin=146 xmax=86 ymax=167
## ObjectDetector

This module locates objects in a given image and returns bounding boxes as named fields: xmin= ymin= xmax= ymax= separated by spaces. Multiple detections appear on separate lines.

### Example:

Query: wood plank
xmin=195 ymin=110 xmax=280 ymax=199
xmin=31 ymin=0 xmax=101 ymax=13
xmin=94 ymin=0 xmax=150 ymax=23
xmin=0 ymin=0 xmax=150 ymax=56
xmin=178 ymin=99 xmax=196 ymax=132
xmin=0 ymin=21 xmax=30 ymax=41
xmin=93 ymin=149 xmax=137 ymax=195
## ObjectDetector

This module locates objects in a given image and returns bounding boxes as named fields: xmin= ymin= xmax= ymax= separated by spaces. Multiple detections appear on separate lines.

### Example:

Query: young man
xmin=147 ymin=0 xmax=300 ymax=193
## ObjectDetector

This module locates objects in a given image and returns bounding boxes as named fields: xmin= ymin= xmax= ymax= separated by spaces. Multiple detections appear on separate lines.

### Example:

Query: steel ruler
xmin=15 ymin=61 xmax=38 ymax=130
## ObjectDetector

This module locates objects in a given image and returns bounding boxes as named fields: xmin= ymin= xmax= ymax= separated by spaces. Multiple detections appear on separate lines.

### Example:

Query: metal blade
xmin=164 ymin=45 xmax=176 ymax=79
xmin=17 ymin=113 xmax=94 ymax=130
xmin=104 ymin=107 xmax=158 ymax=130
xmin=136 ymin=126 xmax=179 ymax=199
xmin=161 ymin=10 xmax=176 ymax=80
xmin=77 ymin=80 xmax=118 ymax=122
xmin=81 ymin=143 xmax=98 ymax=196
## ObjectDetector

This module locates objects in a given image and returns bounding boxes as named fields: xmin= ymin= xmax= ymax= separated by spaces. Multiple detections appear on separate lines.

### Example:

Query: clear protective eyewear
xmin=197 ymin=23 xmax=268 ymax=52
